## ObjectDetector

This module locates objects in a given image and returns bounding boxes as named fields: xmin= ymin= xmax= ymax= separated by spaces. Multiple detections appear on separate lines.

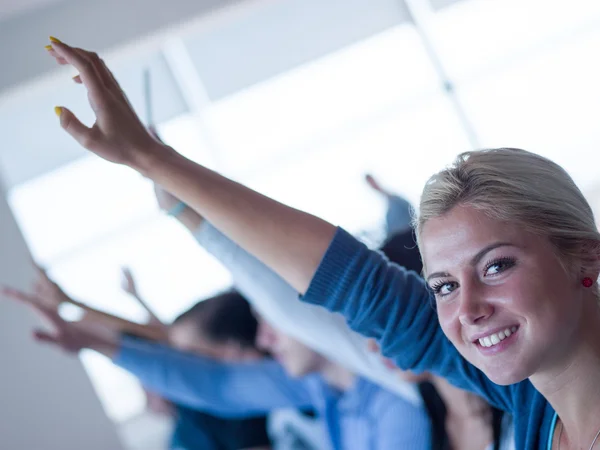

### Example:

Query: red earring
xmin=582 ymin=277 xmax=594 ymax=288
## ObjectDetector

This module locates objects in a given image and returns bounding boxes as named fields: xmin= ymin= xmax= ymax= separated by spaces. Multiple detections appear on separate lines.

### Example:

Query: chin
xmin=478 ymin=359 xmax=532 ymax=386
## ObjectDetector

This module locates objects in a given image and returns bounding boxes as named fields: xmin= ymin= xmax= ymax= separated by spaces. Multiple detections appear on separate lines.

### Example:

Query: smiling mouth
xmin=475 ymin=326 xmax=519 ymax=348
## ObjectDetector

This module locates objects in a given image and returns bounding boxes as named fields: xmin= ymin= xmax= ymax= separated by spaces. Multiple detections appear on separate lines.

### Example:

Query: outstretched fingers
xmin=47 ymin=40 xmax=107 ymax=96
xmin=2 ymin=286 xmax=63 ymax=328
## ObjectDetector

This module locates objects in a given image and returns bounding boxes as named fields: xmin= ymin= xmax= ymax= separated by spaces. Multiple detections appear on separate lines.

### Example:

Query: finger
xmin=55 ymin=106 xmax=95 ymax=149
xmin=33 ymin=266 xmax=52 ymax=288
xmin=45 ymin=46 xmax=68 ymax=65
xmin=3 ymin=287 xmax=63 ymax=327
xmin=71 ymin=47 xmax=115 ymax=89
xmin=72 ymin=75 xmax=82 ymax=84
xmin=49 ymin=40 xmax=106 ymax=95
xmin=366 ymin=338 xmax=380 ymax=353
xmin=122 ymin=266 xmax=132 ymax=279
xmin=2 ymin=286 xmax=43 ymax=306
xmin=33 ymin=330 xmax=59 ymax=345
xmin=365 ymin=174 xmax=382 ymax=192
xmin=382 ymin=357 xmax=397 ymax=370
xmin=86 ymin=50 xmax=123 ymax=91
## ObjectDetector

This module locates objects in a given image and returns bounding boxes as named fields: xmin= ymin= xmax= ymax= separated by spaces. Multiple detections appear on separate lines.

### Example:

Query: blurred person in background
xmin=5 ymin=281 xmax=431 ymax=450
xmin=121 ymin=269 xmax=323 ymax=450
xmin=25 ymin=269 xmax=275 ymax=450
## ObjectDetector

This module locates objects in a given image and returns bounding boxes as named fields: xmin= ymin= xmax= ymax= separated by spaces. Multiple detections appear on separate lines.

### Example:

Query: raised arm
xmin=48 ymin=39 xmax=333 ymax=294
xmin=29 ymin=267 xmax=166 ymax=341
xmin=114 ymin=337 xmax=315 ymax=417
xmin=40 ymin=39 xmax=517 ymax=413
xmin=3 ymin=287 xmax=314 ymax=417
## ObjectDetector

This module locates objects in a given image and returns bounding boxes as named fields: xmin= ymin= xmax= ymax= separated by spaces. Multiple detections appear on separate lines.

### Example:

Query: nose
xmin=457 ymin=279 xmax=494 ymax=326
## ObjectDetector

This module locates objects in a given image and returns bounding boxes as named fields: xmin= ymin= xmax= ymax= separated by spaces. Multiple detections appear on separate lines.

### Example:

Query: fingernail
xmin=49 ymin=36 xmax=62 ymax=44
xmin=44 ymin=44 xmax=53 ymax=51
xmin=54 ymin=106 xmax=62 ymax=117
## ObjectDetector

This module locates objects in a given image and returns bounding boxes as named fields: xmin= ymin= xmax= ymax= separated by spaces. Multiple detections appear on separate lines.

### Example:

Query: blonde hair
xmin=416 ymin=148 xmax=600 ymax=278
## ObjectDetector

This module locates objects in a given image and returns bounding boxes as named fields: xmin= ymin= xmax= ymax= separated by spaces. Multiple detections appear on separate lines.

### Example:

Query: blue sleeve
xmin=373 ymin=395 xmax=430 ymax=450
xmin=194 ymin=222 xmax=423 ymax=405
xmin=113 ymin=337 xmax=315 ymax=417
xmin=302 ymin=228 xmax=517 ymax=412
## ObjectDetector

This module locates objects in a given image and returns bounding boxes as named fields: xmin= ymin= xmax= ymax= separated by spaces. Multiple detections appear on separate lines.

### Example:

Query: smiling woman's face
xmin=420 ymin=205 xmax=586 ymax=385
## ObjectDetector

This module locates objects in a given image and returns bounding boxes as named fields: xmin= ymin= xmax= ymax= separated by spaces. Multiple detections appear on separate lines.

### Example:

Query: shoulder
xmin=360 ymin=378 xmax=428 ymax=421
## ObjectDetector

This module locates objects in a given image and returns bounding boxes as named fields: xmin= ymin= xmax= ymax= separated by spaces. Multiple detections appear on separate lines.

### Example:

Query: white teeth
xmin=478 ymin=327 xmax=518 ymax=348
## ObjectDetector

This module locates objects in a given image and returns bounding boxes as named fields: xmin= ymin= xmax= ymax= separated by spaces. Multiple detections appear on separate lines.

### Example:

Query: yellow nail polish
xmin=54 ymin=106 xmax=62 ymax=118
xmin=49 ymin=36 xmax=62 ymax=44
xmin=44 ymin=44 xmax=53 ymax=50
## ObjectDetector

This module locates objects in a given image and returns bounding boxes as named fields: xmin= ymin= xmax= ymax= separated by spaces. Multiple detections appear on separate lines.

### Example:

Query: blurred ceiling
xmin=0 ymin=0 xmax=65 ymax=21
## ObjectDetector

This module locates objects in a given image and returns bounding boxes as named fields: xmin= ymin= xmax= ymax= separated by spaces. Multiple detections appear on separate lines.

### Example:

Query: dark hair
xmin=172 ymin=290 xmax=258 ymax=349
xmin=379 ymin=228 xmax=423 ymax=274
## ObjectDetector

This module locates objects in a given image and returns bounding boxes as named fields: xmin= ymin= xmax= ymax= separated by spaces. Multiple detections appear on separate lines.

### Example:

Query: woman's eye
xmin=431 ymin=281 xmax=458 ymax=297
xmin=484 ymin=257 xmax=516 ymax=277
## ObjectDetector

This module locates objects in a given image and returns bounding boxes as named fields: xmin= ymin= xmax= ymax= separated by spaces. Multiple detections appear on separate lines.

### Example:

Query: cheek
xmin=436 ymin=306 xmax=462 ymax=343
xmin=501 ymin=268 xmax=568 ymax=318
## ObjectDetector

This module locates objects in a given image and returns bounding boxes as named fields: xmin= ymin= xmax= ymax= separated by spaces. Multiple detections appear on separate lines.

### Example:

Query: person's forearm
xmin=88 ymin=340 xmax=118 ymax=358
xmin=113 ymin=337 xmax=314 ymax=416
xmin=79 ymin=308 xmax=167 ymax=342
xmin=139 ymin=149 xmax=336 ymax=294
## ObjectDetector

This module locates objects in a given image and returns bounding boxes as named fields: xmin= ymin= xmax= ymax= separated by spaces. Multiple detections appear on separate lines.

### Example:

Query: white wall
xmin=0 ymin=177 xmax=123 ymax=450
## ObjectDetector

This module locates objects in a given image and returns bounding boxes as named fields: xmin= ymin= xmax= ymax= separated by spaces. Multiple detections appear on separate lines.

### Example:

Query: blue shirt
xmin=170 ymin=404 xmax=270 ymax=450
xmin=114 ymin=337 xmax=430 ymax=450
xmin=302 ymin=228 xmax=554 ymax=450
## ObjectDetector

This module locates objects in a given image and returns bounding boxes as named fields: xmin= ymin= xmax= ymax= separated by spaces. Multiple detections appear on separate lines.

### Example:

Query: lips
xmin=470 ymin=325 xmax=520 ymax=348
xmin=476 ymin=326 xmax=518 ymax=348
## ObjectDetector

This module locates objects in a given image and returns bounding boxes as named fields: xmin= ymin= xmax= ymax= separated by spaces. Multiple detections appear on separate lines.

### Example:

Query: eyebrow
xmin=426 ymin=242 xmax=514 ymax=282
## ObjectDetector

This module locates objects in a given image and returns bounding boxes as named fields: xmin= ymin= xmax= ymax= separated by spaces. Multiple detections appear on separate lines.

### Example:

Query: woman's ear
xmin=577 ymin=239 xmax=600 ymax=281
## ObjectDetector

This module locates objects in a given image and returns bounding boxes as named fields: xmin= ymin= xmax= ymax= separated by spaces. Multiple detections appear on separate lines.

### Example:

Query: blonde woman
xmin=36 ymin=39 xmax=600 ymax=449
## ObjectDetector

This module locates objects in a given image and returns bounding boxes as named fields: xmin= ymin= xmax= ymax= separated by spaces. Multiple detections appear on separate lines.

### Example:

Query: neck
xmin=530 ymin=299 xmax=600 ymax=448
xmin=320 ymin=360 xmax=356 ymax=391
xmin=431 ymin=376 xmax=490 ymax=419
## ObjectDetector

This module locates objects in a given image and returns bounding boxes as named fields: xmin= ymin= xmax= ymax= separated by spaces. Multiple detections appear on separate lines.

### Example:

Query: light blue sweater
xmin=114 ymin=337 xmax=431 ymax=450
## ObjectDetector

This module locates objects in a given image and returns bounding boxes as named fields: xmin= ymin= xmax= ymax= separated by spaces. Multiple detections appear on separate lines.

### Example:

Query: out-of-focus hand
xmin=2 ymin=286 xmax=117 ymax=356
xmin=365 ymin=174 xmax=391 ymax=197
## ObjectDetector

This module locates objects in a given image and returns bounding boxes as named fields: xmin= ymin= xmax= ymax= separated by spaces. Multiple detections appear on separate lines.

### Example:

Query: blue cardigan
xmin=302 ymin=228 xmax=556 ymax=450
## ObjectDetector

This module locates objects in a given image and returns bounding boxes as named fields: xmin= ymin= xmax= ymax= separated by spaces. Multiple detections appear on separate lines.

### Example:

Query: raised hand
xmin=365 ymin=174 xmax=391 ymax=197
xmin=2 ymin=287 xmax=116 ymax=356
xmin=28 ymin=264 xmax=168 ymax=342
xmin=33 ymin=264 xmax=86 ymax=312
xmin=46 ymin=37 xmax=174 ymax=170
xmin=119 ymin=267 xmax=165 ymax=328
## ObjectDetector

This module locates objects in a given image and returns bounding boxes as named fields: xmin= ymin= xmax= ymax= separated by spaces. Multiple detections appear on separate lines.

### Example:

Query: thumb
xmin=55 ymin=106 xmax=93 ymax=148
